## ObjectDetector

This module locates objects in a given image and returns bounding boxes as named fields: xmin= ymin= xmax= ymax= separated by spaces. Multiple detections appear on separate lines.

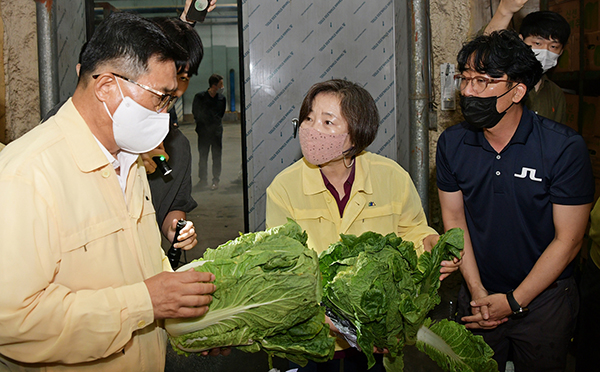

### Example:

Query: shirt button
xmin=496 ymin=155 xmax=501 ymax=160
xmin=137 ymin=320 xmax=146 ymax=328
xmin=495 ymin=171 xmax=501 ymax=176
xmin=102 ymin=169 xmax=111 ymax=178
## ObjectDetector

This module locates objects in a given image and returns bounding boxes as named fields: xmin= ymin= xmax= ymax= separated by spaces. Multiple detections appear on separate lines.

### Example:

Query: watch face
xmin=511 ymin=308 xmax=529 ymax=319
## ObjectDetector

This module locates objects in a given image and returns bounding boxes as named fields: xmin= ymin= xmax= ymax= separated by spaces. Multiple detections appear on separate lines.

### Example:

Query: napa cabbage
xmin=165 ymin=219 xmax=335 ymax=367
xmin=319 ymin=228 xmax=498 ymax=372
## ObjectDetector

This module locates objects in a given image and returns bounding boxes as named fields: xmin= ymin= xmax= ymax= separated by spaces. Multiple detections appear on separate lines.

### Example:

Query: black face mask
xmin=459 ymin=85 xmax=517 ymax=129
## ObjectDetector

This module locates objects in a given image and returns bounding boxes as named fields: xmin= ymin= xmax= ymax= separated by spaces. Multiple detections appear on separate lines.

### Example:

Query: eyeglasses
xmin=93 ymin=73 xmax=178 ymax=113
xmin=453 ymin=74 xmax=514 ymax=94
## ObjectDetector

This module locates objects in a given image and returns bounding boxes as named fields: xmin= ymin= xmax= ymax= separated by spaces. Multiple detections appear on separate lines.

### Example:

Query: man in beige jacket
xmin=0 ymin=12 xmax=215 ymax=371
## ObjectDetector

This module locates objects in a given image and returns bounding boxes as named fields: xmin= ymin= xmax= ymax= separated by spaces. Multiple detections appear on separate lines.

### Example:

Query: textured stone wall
xmin=0 ymin=4 xmax=5 ymax=144
xmin=428 ymin=0 xmax=475 ymax=232
xmin=2 ymin=0 xmax=39 ymax=143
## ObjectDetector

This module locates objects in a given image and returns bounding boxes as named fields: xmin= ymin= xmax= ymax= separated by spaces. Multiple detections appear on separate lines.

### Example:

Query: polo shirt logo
xmin=514 ymin=167 xmax=542 ymax=182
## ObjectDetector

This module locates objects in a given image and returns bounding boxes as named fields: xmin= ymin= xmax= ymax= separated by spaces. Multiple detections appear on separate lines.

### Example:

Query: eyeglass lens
xmin=160 ymin=95 xmax=178 ymax=112
xmin=454 ymin=75 xmax=489 ymax=94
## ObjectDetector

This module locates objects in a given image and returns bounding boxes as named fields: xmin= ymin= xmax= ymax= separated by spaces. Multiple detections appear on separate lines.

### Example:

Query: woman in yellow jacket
xmin=266 ymin=79 xmax=459 ymax=371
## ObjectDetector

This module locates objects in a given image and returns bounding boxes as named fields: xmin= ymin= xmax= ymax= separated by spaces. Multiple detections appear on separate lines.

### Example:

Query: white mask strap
xmin=103 ymin=102 xmax=114 ymax=121
xmin=114 ymin=77 xmax=125 ymax=99
xmin=103 ymin=77 xmax=126 ymax=121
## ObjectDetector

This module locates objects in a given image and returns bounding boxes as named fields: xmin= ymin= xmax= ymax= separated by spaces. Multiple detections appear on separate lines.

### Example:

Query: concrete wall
xmin=1 ymin=0 xmax=39 ymax=143
xmin=0 ymin=4 xmax=5 ymax=144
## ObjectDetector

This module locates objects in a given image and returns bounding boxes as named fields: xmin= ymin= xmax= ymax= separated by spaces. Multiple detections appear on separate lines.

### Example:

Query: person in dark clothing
xmin=142 ymin=17 xmax=203 ymax=250
xmin=437 ymin=30 xmax=593 ymax=372
xmin=192 ymin=73 xmax=226 ymax=190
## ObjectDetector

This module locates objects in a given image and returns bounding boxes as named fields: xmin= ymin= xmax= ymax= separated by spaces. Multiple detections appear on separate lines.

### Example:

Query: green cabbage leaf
xmin=319 ymin=228 xmax=498 ymax=372
xmin=165 ymin=219 xmax=335 ymax=366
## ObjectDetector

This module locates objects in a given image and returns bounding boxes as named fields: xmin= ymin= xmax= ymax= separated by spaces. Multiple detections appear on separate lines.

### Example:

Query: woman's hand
xmin=201 ymin=347 xmax=232 ymax=357
xmin=422 ymin=234 xmax=440 ymax=253
xmin=439 ymin=252 xmax=463 ymax=281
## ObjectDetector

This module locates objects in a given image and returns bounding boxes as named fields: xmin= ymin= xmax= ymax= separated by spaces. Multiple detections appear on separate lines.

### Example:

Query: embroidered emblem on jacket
xmin=514 ymin=167 xmax=542 ymax=182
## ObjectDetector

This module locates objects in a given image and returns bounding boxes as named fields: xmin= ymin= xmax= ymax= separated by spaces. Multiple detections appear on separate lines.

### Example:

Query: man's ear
xmin=93 ymin=73 xmax=117 ymax=104
xmin=512 ymin=82 xmax=528 ymax=103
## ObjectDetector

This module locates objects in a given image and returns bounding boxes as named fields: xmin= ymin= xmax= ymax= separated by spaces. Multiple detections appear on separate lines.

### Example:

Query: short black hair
xmin=520 ymin=11 xmax=570 ymax=46
xmin=154 ymin=17 xmax=204 ymax=76
xmin=78 ymin=12 xmax=188 ymax=83
xmin=299 ymin=79 xmax=379 ymax=158
xmin=209 ymin=74 xmax=223 ymax=87
xmin=457 ymin=29 xmax=543 ymax=98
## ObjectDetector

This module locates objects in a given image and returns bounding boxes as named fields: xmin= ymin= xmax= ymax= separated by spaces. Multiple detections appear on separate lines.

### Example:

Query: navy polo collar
xmin=463 ymin=106 xmax=535 ymax=151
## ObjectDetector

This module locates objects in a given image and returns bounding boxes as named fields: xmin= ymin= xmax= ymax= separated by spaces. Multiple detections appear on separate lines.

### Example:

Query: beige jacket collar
xmin=53 ymin=98 xmax=111 ymax=173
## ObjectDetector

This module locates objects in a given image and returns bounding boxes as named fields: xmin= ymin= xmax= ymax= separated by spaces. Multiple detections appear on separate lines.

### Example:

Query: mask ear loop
xmin=498 ymin=83 xmax=519 ymax=113
xmin=102 ymin=76 xmax=126 ymax=120
xmin=342 ymin=146 xmax=355 ymax=169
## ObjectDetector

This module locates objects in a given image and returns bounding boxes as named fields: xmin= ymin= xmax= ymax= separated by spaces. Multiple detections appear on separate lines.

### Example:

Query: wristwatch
xmin=506 ymin=289 xmax=529 ymax=318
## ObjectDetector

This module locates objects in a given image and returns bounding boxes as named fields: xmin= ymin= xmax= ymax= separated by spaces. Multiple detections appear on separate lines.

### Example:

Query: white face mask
xmin=217 ymin=87 xmax=225 ymax=95
xmin=532 ymin=49 xmax=561 ymax=73
xmin=103 ymin=79 xmax=170 ymax=154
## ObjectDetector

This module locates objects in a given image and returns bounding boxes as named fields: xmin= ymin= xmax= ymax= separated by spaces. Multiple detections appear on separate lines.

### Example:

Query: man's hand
xmin=142 ymin=143 xmax=168 ymax=174
xmin=181 ymin=0 xmax=218 ymax=22
xmin=145 ymin=270 xmax=215 ymax=320
xmin=461 ymin=290 xmax=510 ymax=330
xmin=498 ymin=0 xmax=529 ymax=15
xmin=485 ymin=0 xmax=529 ymax=34
xmin=168 ymin=219 xmax=198 ymax=250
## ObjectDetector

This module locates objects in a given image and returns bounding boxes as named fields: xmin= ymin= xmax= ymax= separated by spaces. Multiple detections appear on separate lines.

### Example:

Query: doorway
xmin=90 ymin=0 xmax=246 ymax=259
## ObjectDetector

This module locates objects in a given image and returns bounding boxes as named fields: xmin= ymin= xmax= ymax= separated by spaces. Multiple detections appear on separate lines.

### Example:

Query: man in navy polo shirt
xmin=436 ymin=30 xmax=594 ymax=372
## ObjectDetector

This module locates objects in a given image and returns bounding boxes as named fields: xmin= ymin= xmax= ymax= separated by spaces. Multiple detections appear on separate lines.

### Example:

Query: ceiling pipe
xmin=407 ymin=0 xmax=432 ymax=217
xmin=36 ymin=0 xmax=60 ymax=120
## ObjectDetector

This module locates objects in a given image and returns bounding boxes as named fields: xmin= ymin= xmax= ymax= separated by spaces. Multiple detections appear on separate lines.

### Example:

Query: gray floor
xmin=163 ymin=120 xmax=576 ymax=371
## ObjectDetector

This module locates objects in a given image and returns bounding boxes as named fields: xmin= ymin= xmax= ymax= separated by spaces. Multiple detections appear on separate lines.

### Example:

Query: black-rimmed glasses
xmin=93 ymin=73 xmax=178 ymax=113
xmin=453 ymin=74 xmax=515 ymax=94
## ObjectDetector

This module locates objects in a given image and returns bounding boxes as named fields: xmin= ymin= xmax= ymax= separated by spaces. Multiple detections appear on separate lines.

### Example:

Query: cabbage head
xmin=165 ymin=219 xmax=335 ymax=367
xmin=319 ymin=228 xmax=498 ymax=372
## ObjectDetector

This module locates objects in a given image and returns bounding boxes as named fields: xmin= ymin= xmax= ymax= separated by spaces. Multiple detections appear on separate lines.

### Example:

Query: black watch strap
xmin=506 ymin=289 xmax=528 ymax=316
xmin=506 ymin=290 xmax=520 ymax=312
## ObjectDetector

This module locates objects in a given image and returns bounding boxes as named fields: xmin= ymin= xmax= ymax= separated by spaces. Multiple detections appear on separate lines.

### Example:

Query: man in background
xmin=193 ymin=73 xmax=226 ymax=190
xmin=485 ymin=0 xmax=570 ymax=124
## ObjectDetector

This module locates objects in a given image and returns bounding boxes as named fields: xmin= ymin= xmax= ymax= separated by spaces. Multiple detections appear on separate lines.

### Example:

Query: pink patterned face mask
xmin=299 ymin=125 xmax=349 ymax=165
